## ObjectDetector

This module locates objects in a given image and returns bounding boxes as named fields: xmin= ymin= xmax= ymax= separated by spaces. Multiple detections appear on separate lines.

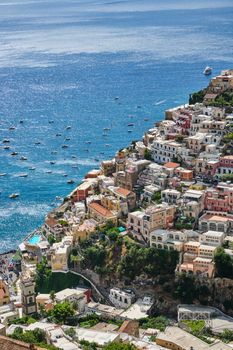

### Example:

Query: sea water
xmin=0 ymin=0 xmax=233 ymax=252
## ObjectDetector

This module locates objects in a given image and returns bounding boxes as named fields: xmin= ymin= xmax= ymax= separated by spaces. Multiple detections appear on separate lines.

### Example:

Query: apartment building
xmin=151 ymin=139 xmax=181 ymax=164
xmin=199 ymin=230 xmax=225 ymax=246
xmin=199 ymin=213 xmax=233 ymax=233
xmin=50 ymin=236 xmax=73 ymax=272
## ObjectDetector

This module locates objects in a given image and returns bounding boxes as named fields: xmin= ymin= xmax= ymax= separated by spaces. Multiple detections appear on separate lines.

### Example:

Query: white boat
xmin=203 ymin=66 xmax=212 ymax=75
xmin=29 ymin=167 xmax=36 ymax=170
xmin=9 ymin=193 xmax=19 ymax=199
xmin=67 ymin=179 xmax=74 ymax=184
xmin=20 ymin=156 xmax=27 ymax=161
xmin=0 ymin=173 xmax=6 ymax=177
xmin=66 ymin=126 xmax=71 ymax=130
xmin=50 ymin=161 xmax=56 ymax=165
xmin=19 ymin=173 xmax=28 ymax=177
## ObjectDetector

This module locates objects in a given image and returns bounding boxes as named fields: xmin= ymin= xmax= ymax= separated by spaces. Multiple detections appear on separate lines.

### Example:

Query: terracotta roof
xmin=164 ymin=162 xmax=180 ymax=169
xmin=115 ymin=187 xmax=131 ymax=197
xmin=89 ymin=202 xmax=113 ymax=218
xmin=0 ymin=336 xmax=44 ymax=350
xmin=45 ymin=216 xmax=57 ymax=227
xmin=201 ymin=214 xmax=232 ymax=222
xmin=119 ymin=320 xmax=139 ymax=337
xmin=0 ymin=288 xmax=6 ymax=299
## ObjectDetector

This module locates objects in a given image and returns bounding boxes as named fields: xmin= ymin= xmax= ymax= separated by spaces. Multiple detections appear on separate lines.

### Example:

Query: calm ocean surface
xmin=0 ymin=0 xmax=233 ymax=252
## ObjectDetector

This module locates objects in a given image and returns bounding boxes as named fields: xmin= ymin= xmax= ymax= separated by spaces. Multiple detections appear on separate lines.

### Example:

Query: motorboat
xmin=103 ymin=127 xmax=110 ymax=131
xmin=35 ymin=141 xmax=41 ymax=145
xmin=19 ymin=120 xmax=24 ymax=124
xmin=56 ymin=133 xmax=62 ymax=137
xmin=11 ymin=152 xmax=18 ymax=156
xmin=49 ymin=120 xmax=54 ymax=124
xmin=63 ymin=174 xmax=68 ymax=177
xmin=128 ymin=130 xmax=133 ymax=133
xmin=62 ymin=145 xmax=68 ymax=148
xmin=203 ymin=66 xmax=212 ymax=75
xmin=144 ymin=118 xmax=149 ymax=121
xmin=85 ymin=141 xmax=91 ymax=144
xmin=128 ymin=123 xmax=134 ymax=127
xmin=3 ymin=146 xmax=10 ymax=150
xmin=9 ymin=126 xmax=15 ymax=131
xmin=29 ymin=167 xmax=36 ymax=171
xmin=66 ymin=126 xmax=71 ymax=130
xmin=20 ymin=156 xmax=27 ymax=161
xmin=114 ymin=97 xmax=119 ymax=100
xmin=65 ymin=138 xmax=71 ymax=141
xmin=71 ymin=155 xmax=77 ymax=159
xmin=50 ymin=161 xmax=56 ymax=165
xmin=0 ymin=173 xmax=6 ymax=177
xmin=51 ymin=151 xmax=57 ymax=155
xmin=46 ymin=170 xmax=52 ymax=174
xmin=94 ymin=158 xmax=99 ymax=162
xmin=67 ymin=179 xmax=74 ymax=184
xmin=3 ymin=139 xmax=10 ymax=143
xmin=19 ymin=173 xmax=28 ymax=177
xmin=9 ymin=193 xmax=19 ymax=199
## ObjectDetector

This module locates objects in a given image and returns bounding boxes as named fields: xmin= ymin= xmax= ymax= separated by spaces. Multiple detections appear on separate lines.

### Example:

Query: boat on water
xmin=19 ymin=120 xmax=24 ymax=124
xmin=63 ymin=174 xmax=68 ymax=177
xmin=50 ymin=161 xmax=56 ymax=165
xmin=203 ymin=66 xmax=212 ymax=75
xmin=29 ymin=167 xmax=36 ymax=170
xmin=35 ymin=141 xmax=41 ymax=145
xmin=85 ymin=141 xmax=91 ymax=144
xmin=103 ymin=127 xmax=110 ymax=131
xmin=20 ymin=156 xmax=27 ymax=161
xmin=65 ymin=138 xmax=71 ymax=141
xmin=71 ymin=155 xmax=77 ymax=159
xmin=128 ymin=123 xmax=134 ymax=127
xmin=3 ymin=146 xmax=10 ymax=150
xmin=144 ymin=118 xmax=149 ymax=121
xmin=51 ymin=151 xmax=57 ymax=155
xmin=0 ymin=173 xmax=7 ymax=177
xmin=19 ymin=173 xmax=28 ymax=177
xmin=66 ymin=126 xmax=71 ymax=130
xmin=3 ymin=139 xmax=10 ymax=143
xmin=11 ymin=152 xmax=18 ymax=156
xmin=94 ymin=158 xmax=99 ymax=162
xmin=56 ymin=133 xmax=62 ymax=137
xmin=128 ymin=130 xmax=133 ymax=133
xmin=49 ymin=120 xmax=54 ymax=124
xmin=72 ymin=165 xmax=78 ymax=168
xmin=62 ymin=145 xmax=68 ymax=148
xmin=105 ymin=144 xmax=110 ymax=147
xmin=9 ymin=126 xmax=15 ymax=131
xmin=67 ymin=179 xmax=74 ymax=184
xmin=46 ymin=170 xmax=52 ymax=174
xmin=9 ymin=193 xmax=19 ymax=199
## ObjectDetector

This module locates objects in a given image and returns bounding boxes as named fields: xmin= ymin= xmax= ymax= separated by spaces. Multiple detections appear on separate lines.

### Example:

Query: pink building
xmin=217 ymin=155 xmax=233 ymax=177
xmin=204 ymin=184 xmax=233 ymax=213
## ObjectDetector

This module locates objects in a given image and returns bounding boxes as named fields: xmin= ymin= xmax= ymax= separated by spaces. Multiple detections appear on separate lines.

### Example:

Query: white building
xmin=109 ymin=288 xmax=135 ymax=309
xmin=199 ymin=230 xmax=225 ymax=247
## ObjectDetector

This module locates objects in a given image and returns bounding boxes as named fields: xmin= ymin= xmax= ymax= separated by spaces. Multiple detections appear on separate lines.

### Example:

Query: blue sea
xmin=0 ymin=0 xmax=233 ymax=253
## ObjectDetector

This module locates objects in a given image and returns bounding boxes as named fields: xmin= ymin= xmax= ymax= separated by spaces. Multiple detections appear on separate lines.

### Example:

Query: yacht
xmin=0 ymin=173 xmax=6 ymax=177
xmin=3 ymin=139 xmax=10 ymax=143
xmin=11 ymin=152 xmax=18 ymax=156
xmin=67 ymin=179 xmax=74 ymax=184
xmin=9 ymin=193 xmax=19 ymax=199
xmin=66 ymin=126 xmax=71 ymax=130
xmin=62 ymin=144 xmax=68 ymax=148
xmin=203 ymin=66 xmax=212 ymax=75
xmin=19 ymin=173 xmax=28 ymax=177
xmin=29 ymin=167 xmax=36 ymax=171
xmin=20 ymin=156 xmax=27 ymax=161
xmin=46 ymin=170 xmax=52 ymax=174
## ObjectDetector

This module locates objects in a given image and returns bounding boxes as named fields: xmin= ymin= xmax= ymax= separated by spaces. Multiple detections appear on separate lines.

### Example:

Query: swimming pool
xmin=28 ymin=235 xmax=40 ymax=245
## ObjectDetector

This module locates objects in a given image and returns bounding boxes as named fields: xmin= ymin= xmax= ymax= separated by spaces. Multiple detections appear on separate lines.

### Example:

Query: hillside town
xmin=1 ymin=70 xmax=233 ymax=349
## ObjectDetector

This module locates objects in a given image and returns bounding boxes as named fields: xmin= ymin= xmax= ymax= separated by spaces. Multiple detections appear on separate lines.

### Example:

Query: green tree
xmin=214 ymin=247 xmax=233 ymax=278
xmin=49 ymin=301 xmax=75 ymax=324
xmin=144 ymin=148 xmax=152 ymax=161
xmin=50 ymin=290 xmax=56 ymax=303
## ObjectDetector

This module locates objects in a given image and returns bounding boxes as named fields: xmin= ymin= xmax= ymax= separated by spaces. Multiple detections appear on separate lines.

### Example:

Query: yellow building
xmin=51 ymin=236 xmax=73 ymax=272
xmin=0 ymin=278 xmax=10 ymax=306
xmin=73 ymin=219 xmax=97 ymax=243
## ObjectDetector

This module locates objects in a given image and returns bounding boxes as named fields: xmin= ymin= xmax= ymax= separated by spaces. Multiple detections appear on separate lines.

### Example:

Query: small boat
xmin=71 ymin=155 xmax=77 ymax=159
xmin=3 ymin=146 xmax=10 ymax=150
xmin=20 ymin=156 xmax=27 ymax=161
xmin=49 ymin=120 xmax=54 ymax=124
xmin=50 ymin=161 xmax=56 ymax=165
xmin=3 ymin=139 xmax=10 ymax=143
xmin=144 ymin=118 xmax=149 ymax=121
xmin=35 ymin=141 xmax=41 ymax=145
xmin=29 ymin=167 xmax=36 ymax=170
xmin=66 ymin=126 xmax=71 ymax=130
xmin=85 ymin=141 xmax=91 ymax=144
xmin=128 ymin=130 xmax=133 ymax=133
xmin=0 ymin=173 xmax=6 ymax=177
xmin=56 ymin=133 xmax=62 ymax=137
xmin=11 ymin=152 xmax=18 ymax=156
xmin=46 ymin=170 xmax=52 ymax=174
xmin=114 ymin=97 xmax=119 ymax=100
xmin=203 ymin=66 xmax=212 ymax=75
xmin=128 ymin=123 xmax=134 ymax=127
xmin=19 ymin=120 xmax=24 ymax=124
xmin=9 ymin=126 xmax=15 ymax=131
xmin=51 ymin=151 xmax=57 ymax=155
xmin=67 ymin=179 xmax=74 ymax=184
xmin=94 ymin=158 xmax=99 ymax=162
xmin=62 ymin=145 xmax=68 ymax=148
xmin=105 ymin=144 xmax=110 ymax=147
xmin=9 ymin=193 xmax=19 ymax=199
xmin=65 ymin=138 xmax=71 ymax=141
xmin=103 ymin=127 xmax=110 ymax=131
xmin=19 ymin=173 xmax=28 ymax=177
xmin=84 ymin=149 xmax=89 ymax=152
xmin=100 ymin=152 xmax=105 ymax=155
xmin=72 ymin=165 xmax=78 ymax=168
xmin=63 ymin=174 xmax=68 ymax=177
xmin=137 ymin=105 xmax=141 ymax=108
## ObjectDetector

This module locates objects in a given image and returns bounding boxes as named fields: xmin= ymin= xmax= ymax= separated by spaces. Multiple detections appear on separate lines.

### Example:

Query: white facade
xmin=109 ymin=288 xmax=135 ymax=309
